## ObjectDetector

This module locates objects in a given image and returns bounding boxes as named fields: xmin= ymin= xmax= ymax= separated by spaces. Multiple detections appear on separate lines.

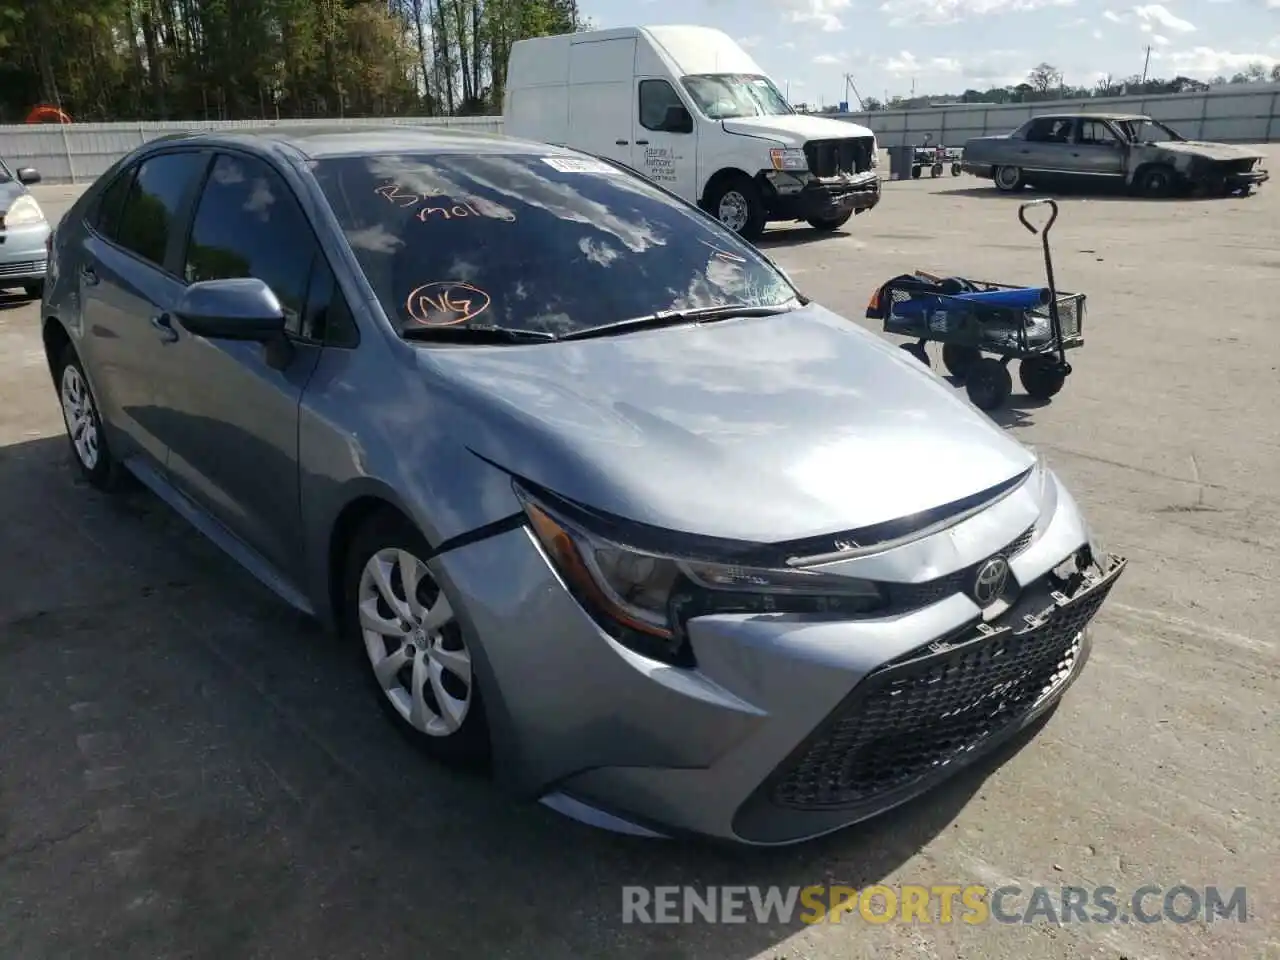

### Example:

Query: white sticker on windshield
xmin=541 ymin=156 xmax=619 ymax=174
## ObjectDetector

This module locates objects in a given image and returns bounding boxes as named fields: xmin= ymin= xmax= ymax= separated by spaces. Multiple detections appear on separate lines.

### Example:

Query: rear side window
xmin=115 ymin=152 xmax=208 ymax=268
xmin=182 ymin=152 xmax=319 ymax=335
xmin=92 ymin=166 xmax=137 ymax=241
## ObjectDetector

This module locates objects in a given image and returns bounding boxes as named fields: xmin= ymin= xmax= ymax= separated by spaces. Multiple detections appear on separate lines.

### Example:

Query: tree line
xmin=852 ymin=61 xmax=1280 ymax=113
xmin=0 ymin=0 xmax=587 ymax=124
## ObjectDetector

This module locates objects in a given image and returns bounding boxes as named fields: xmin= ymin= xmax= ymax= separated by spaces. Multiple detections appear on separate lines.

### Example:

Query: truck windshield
xmin=310 ymin=152 xmax=798 ymax=340
xmin=682 ymin=74 xmax=794 ymax=120
xmin=1115 ymin=119 xmax=1183 ymax=144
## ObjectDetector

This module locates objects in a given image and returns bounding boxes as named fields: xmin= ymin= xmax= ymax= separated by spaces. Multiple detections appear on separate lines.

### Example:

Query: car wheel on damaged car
xmin=39 ymin=125 xmax=1127 ymax=847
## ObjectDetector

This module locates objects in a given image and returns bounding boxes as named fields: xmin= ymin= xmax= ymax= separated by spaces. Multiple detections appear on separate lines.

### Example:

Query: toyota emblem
xmin=972 ymin=556 xmax=1010 ymax=607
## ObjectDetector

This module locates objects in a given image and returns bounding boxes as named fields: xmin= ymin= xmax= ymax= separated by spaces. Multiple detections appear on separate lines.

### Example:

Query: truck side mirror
xmin=662 ymin=105 xmax=693 ymax=134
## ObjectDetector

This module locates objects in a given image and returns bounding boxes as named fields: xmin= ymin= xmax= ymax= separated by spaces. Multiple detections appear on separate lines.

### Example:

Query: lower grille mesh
xmin=770 ymin=561 xmax=1122 ymax=810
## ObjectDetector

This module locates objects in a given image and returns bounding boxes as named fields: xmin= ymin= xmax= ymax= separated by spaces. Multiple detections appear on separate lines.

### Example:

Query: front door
xmin=632 ymin=78 xmax=697 ymax=201
xmin=157 ymin=151 xmax=324 ymax=579
xmin=76 ymin=150 xmax=210 ymax=468
xmin=1071 ymin=118 xmax=1127 ymax=180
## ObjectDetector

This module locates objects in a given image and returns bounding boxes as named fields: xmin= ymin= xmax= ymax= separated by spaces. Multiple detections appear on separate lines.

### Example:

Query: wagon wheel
xmin=965 ymin=358 xmax=1012 ymax=411
xmin=1019 ymin=356 xmax=1068 ymax=400
xmin=931 ymin=162 xmax=944 ymax=178
xmin=900 ymin=342 xmax=930 ymax=366
xmin=911 ymin=165 xmax=922 ymax=179
xmin=951 ymin=162 xmax=962 ymax=176
xmin=942 ymin=344 xmax=982 ymax=381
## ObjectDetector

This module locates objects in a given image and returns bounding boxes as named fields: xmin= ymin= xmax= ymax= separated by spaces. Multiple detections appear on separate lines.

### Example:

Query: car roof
xmin=143 ymin=124 xmax=574 ymax=161
xmin=1030 ymin=113 xmax=1151 ymax=122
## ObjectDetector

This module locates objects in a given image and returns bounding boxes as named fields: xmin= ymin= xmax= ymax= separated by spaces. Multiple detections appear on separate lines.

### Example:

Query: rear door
xmin=1071 ymin=118 xmax=1126 ymax=180
xmin=567 ymin=35 xmax=637 ymax=165
xmin=77 ymin=150 xmax=210 ymax=467
xmin=156 ymin=150 xmax=343 ymax=579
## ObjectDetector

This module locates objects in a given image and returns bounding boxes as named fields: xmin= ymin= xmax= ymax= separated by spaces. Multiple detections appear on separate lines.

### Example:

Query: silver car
xmin=1 ymin=157 xmax=50 ymax=299
xmin=41 ymin=126 xmax=1126 ymax=845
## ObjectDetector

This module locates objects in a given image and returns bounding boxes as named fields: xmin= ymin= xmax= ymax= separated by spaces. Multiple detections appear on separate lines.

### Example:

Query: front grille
xmin=0 ymin=259 xmax=45 ymax=278
xmin=887 ymin=525 xmax=1035 ymax=611
xmin=804 ymin=137 xmax=874 ymax=177
xmin=769 ymin=559 xmax=1123 ymax=810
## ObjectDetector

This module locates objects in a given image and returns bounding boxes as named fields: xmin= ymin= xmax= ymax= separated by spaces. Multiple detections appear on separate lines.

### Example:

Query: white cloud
xmin=880 ymin=0 xmax=1073 ymax=26
xmin=1103 ymin=9 xmax=1126 ymax=21
xmin=881 ymin=50 xmax=964 ymax=74
xmin=1153 ymin=46 xmax=1278 ymax=74
xmin=813 ymin=53 xmax=842 ymax=64
xmin=1134 ymin=4 xmax=1196 ymax=33
xmin=1152 ymin=33 xmax=1170 ymax=44
xmin=783 ymin=0 xmax=852 ymax=31
xmin=737 ymin=35 xmax=761 ymax=48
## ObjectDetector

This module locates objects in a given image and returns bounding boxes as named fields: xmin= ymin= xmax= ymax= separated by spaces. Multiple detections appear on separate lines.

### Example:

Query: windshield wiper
xmin=557 ymin=302 xmax=801 ymax=342
xmin=400 ymin=324 xmax=556 ymax=344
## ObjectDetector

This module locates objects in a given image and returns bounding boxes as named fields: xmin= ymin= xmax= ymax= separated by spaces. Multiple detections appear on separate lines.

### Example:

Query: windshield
xmin=681 ymin=74 xmax=794 ymax=120
xmin=311 ymin=153 xmax=797 ymax=339
xmin=1115 ymin=118 xmax=1183 ymax=143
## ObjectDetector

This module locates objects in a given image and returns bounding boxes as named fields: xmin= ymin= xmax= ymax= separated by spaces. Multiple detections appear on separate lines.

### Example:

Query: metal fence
xmin=0 ymin=115 xmax=505 ymax=185
xmin=840 ymin=83 xmax=1280 ymax=147
xmin=3 ymin=83 xmax=1278 ymax=184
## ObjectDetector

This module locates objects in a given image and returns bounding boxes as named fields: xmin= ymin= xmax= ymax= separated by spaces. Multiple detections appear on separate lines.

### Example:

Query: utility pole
xmin=1141 ymin=45 xmax=1151 ymax=85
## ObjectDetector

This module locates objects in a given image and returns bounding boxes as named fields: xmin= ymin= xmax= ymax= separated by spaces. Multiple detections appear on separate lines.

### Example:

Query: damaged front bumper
xmin=763 ymin=169 xmax=882 ymax=221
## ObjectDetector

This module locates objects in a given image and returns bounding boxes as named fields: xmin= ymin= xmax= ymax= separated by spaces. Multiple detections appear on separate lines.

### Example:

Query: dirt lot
xmin=2 ymin=153 xmax=1277 ymax=960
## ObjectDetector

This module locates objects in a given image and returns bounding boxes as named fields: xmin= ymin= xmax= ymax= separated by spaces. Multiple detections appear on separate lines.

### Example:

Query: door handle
xmin=150 ymin=312 xmax=179 ymax=343
xmin=615 ymin=139 xmax=629 ymax=145
xmin=80 ymin=266 xmax=99 ymax=286
xmin=635 ymin=139 xmax=649 ymax=145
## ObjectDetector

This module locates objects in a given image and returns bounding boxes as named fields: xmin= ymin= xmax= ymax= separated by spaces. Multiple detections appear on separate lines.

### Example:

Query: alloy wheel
xmin=357 ymin=548 xmax=473 ymax=737
xmin=59 ymin=364 xmax=101 ymax=471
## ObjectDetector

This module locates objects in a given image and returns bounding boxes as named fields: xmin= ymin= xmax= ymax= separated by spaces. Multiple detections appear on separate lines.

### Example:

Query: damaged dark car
xmin=961 ymin=113 xmax=1269 ymax=198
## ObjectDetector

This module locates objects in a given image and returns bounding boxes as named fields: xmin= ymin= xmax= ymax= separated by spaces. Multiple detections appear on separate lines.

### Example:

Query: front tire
xmin=993 ymin=165 xmax=1025 ymax=192
xmin=706 ymin=175 xmax=767 ymax=242
xmin=55 ymin=344 xmax=121 ymax=490
xmin=344 ymin=511 xmax=490 ymax=768
xmin=807 ymin=211 xmax=852 ymax=231
xmin=1135 ymin=164 xmax=1177 ymax=198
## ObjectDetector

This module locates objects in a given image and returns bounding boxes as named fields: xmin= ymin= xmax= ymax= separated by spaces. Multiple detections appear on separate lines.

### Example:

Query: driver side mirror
xmin=174 ymin=277 xmax=287 ymax=342
xmin=16 ymin=167 xmax=41 ymax=185
xmin=661 ymin=104 xmax=694 ymax=134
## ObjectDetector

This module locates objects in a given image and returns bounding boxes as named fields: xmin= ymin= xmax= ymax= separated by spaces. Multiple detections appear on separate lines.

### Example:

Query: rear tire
xmin=706 ymin=175 xmax=767 ymax=242
xmin=942 ymin=344 xmax=982 ymax=381
xmin=993 ymin=166 xmax=1025 ymax=192
xmin=965 ymin=358 xmax=1013 ymax=410
xmin=344 ymin=510 xmax=491 ymax=769
xmin=55 ymin=344 xmax=122 ymax=491
xmin=900 ymin=342 xmax=930 ymax=366
xmin=807 ymin=212 xmax=852 ymax=231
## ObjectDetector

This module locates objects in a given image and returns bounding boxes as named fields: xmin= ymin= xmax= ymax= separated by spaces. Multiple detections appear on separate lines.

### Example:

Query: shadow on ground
xmin=0 ymin=434 xmax=1055 ymax=960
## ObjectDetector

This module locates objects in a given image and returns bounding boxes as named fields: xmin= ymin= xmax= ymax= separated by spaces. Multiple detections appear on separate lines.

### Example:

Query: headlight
xmin=517 ymin=486 xmax=884 ymax=666
xmin=4 ymin=194 xmax=46 ymax=227
xmin=769 ymin=147 xmax=808 ymax=172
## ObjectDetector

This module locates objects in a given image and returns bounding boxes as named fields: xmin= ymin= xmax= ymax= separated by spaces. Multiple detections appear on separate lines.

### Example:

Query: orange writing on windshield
xmin=405 ymin=281 xmax=492 ymax=326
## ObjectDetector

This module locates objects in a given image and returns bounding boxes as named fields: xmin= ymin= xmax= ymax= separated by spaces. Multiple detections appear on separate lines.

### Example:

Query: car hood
xmin=1152 ymin=140 xmax=1265 ymax=162
xmin=0 ymin=179 xmax=28 ymax=213
xmin=720 ymin=113 xmax=874 ymax=148
xmin=423 ymin=304 xmax=1035 ymax=544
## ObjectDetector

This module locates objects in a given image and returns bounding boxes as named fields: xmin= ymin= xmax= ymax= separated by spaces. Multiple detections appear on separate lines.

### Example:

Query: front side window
xmin=681 ymin=74 xmax=793 ymax=120
xmin=639 ymin=80 xmax=688 ymax=132
xmin=183 ymin=152 xmax=317 ymax=334
xmin=115 ymin=152 xmax=209 ymax=268
xmin=311 ymin=152 xmax=797 ymax=340
xmin=1114 ymin=118 xmax=1182 ymax=144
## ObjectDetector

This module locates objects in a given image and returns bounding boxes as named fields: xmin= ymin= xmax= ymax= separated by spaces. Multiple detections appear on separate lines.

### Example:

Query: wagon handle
xmin=1018 ymin=198 xmax=1058 ymax=237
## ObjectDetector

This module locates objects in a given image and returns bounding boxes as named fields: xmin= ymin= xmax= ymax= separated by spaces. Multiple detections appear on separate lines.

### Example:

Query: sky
xmin=579 ymin=0 xmax=1280 ymax=106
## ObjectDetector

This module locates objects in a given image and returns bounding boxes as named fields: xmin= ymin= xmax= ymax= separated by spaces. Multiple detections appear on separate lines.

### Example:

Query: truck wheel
xmin=993 ymin=166 xmax=1025 ymax=192
xmin=707 ymin=176 xmax=766 ymax=242
xmin=807 ymin=212 xmax=852 ymax=232
xmin=1135 ymin=164 xmax=1176 ymax=199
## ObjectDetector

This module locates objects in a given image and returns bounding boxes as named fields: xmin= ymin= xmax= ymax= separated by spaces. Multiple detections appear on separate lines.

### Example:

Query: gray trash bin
xmin=887 ymin=145 xmax=919 ymax=181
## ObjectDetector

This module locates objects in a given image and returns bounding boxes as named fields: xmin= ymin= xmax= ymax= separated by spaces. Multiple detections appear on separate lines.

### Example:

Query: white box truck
xmin=502 ymin=25 xmax=881 ymax=242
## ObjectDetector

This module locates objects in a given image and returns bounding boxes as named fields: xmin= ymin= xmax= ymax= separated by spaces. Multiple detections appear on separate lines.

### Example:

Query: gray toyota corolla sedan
xmin=40 ymin=126 xmax=1126 ymax=845
xmin=1 ymin=156 xmax=50 ymax=300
